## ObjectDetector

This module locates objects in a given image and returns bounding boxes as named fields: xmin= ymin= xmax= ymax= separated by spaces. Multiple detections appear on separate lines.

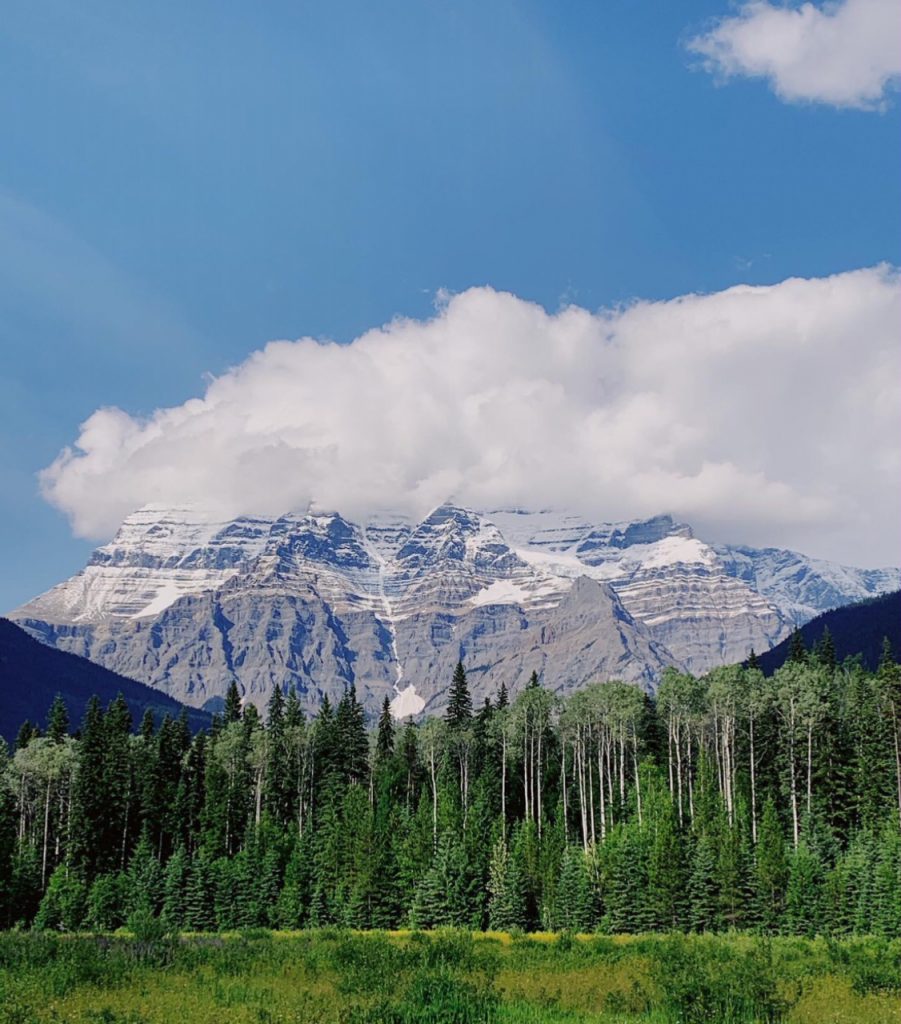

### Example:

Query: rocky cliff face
xmin=12 ymin=504 xmax=899 ymax=718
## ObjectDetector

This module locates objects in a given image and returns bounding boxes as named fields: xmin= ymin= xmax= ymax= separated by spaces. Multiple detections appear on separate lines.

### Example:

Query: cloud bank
xmin=41 ymin=266 xmax=901 ymax=567
xmin=688 ymin=0 xmax=901 ymax=109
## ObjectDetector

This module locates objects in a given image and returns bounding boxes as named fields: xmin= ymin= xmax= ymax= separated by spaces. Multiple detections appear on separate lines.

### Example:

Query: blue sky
xmin=2 ymin=0 xmax=900 ymax=611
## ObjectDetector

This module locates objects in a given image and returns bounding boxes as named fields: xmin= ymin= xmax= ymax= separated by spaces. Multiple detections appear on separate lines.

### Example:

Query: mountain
xmin=10 ymin=504 xmax=899 ymax=718
xmin=754 ymin=590 xmax=901 ymax=676
xmin=0 ymin=617 xmax=210 ymax=744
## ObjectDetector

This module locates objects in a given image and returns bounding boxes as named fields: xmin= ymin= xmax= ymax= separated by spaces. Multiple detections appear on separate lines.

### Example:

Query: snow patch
xmin=640 ymin=536 xmax=716 ymax=569
xmin=390 ymin=684 xmax=425 ymax=719
xmin=132 ymin=583 xmax=184 ymax=619
xmin=470 ymin=579 xmax=532 ymax=607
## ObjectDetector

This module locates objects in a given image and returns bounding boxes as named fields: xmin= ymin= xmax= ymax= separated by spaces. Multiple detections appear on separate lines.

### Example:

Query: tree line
xmin=1 ymin=630 xmax=900 ymax=936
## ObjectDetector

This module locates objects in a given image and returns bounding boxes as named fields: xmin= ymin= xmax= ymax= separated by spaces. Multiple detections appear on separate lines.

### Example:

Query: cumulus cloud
xmin=40 ymin=266 xmax=901 ymax=567
xmin=687 ymin=0 xmax=901 ymax=109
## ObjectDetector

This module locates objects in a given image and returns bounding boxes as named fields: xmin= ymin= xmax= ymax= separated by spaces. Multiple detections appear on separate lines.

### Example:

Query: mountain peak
xmin=11 ymin=504 xmax=899 ymax=718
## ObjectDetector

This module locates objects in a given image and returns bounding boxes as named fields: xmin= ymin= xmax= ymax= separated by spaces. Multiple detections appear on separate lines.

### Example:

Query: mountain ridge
xmin=11 ymin=503 xmax=899 ymax=719
xmin=0 ymin=617 xmax=210 ymax=743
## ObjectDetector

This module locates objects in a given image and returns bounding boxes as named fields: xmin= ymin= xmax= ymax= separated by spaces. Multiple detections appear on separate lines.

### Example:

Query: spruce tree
xmin=755 ymin=799 xmax=788 ymax=932
xmin=555 ymin=845 xmax=593 ymax=932
xmin=224 ymin=681 xmax=243 ymax=723
xmin=69 ymin=696 xmax=107 ymax=879
xmin=689 ymin=833 xmax=719 ymax=932
xmin=487 ymin=837 xmax=526 ymax=931
xmin=375 ymin=696 xmax=396 ymax=766
xmin=785 ymin=840 xmax=823 ymax=936
xmin=162 ymin=844 xmax=190 ymax=929
xmin=184 ymin=854 xmax=216 ymax=931
xmin=46 ymin=695 xmax=69 ymax=742
xmin=788 ymin=629 xmax=807 ymax=664
xmin=814 ymin=626 xmax=837 ymax=671
xmin=125 ymin=829 xmax=163 ymax=917
xmin=265 ymin=685 xmax=291 ymax=825
xmin=86 ymin=872 xmax=127 ymax=931
xmin=446 ymin=662 xmax=473 ymax=730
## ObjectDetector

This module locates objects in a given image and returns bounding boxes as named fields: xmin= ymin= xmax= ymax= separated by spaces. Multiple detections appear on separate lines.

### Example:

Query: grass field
xmin=0 ymin=929 xmax=898 ymax=1024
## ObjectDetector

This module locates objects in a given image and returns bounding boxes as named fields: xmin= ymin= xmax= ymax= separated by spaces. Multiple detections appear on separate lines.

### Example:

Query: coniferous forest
xmin=3 ymin=632 xmax=900 ymax=940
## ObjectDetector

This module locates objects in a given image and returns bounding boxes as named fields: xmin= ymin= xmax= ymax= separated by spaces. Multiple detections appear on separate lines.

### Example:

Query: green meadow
xmin=0 ymin=929 xmax=898 ymax=1024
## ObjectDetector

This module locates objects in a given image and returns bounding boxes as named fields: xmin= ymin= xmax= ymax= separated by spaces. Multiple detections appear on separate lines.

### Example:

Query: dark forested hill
xmin=0 ymin=617 xmax=210 ymax=743
xmin=755 ymin=589 xmax=901 ymax=675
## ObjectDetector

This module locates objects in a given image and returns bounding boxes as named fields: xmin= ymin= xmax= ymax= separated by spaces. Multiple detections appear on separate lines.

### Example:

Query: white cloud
xmin=40 ymin=266 xmax=901 ymax=567
xmin=687 ymin=0 xmax=901 ymax=109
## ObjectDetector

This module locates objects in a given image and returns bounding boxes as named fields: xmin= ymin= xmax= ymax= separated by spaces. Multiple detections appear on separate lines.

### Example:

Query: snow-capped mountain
xmin=11 ymin=504 xmax=899 ymax=718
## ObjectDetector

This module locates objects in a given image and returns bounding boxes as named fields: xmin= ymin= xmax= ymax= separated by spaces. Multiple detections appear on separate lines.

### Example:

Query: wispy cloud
xmin=687 ymin=0 xmax=901 ymax=110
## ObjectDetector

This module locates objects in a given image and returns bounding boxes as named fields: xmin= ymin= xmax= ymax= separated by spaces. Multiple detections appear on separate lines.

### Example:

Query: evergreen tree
xmin=689 ymin=833 xmax=719 ymax=932
xmin=162 ymin=844 xmax=190 ymax=929
xmin=184 ymin=854 xmax=216 ymax=931
xmin=814 ymin=626 xmax=837 ymax=671
xmin=126 ymin=829 xmax=163 ymax=917
xmin=15 ymin=720 xmax=38 ymax=751
xmin=335 ymin=685 xmax=369 ymax=786
xmin=375 ymin=696 xmax=396 ymax=766
xmin=785 ymin=840 xmax=823 ymax=936
xmin=87 ymin=872 xmax=127 ymax=931
xmin=755 ymin=800 xmax=788 ymax=932
xmin=46 ymin=695 xmax=69 ymax=742
xmin=554 ymin=845 xmax=593 ymax=932
xmin=69 ymin=696 xmax=108 ymax=879
xmin=446 ymin=662 xmax=473 ymax=730
xmin=265 ymin=685 xmax=291 ymax=826
xmin=35 ymin=866 xmax=87 ymax=931
xmin=224 ymin=681 xmax=242 ymax=723
xmin=788 ymin=629 xmax=807 ymax=664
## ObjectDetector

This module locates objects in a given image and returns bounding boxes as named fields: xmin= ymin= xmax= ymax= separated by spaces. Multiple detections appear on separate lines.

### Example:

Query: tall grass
xmin=0 ymin=930 xmax=898 ymax=1024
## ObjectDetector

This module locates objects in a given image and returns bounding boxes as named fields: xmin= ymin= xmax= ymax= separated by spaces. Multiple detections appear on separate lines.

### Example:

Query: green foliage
xmin=34 ymin=866 xmax=87 ymax=932
xmin=6 ymin=653 xmax=901 ymax=941
xmin=651 ymin=936 xmax=796 ymax=1023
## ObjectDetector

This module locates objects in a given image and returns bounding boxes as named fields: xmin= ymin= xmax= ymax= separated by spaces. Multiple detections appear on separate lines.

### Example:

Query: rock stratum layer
xmin=11 ymin=504 xmax=899 ymax=717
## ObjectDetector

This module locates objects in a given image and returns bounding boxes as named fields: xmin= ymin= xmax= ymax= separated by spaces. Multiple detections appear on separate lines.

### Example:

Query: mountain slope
xmin=10 ymin=504 xmax=899 ymax=718
xmin=754 ymin=590 xmax=901 ymax=675
xmin=0 ymin=617 xmax=211 ymax=743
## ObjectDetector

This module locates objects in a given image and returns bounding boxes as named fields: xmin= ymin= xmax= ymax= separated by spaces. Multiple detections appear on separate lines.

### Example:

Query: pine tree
xmin=446 ymin=662 xmax=473 ymax=730
xmin=125 ymin=829 xmax=163 ymax=917
xmin=265 ymin=685 xmax=291 ymax=826
xmin=35 ymin=865 xmax=87 ymax=931
xmin=15 ymin=720 xmax=38 ymax=751
xmin=104 ymin=694 xmax=134 ymax=871
xmin=814 ymin=627 xmax=837 ymax=671
xmin=277 ymin=834 xmax=310 ymax=928
xmin=375 ymin=696 xmax=396 ymax=766
xmin=224 ymin=681 xmax=243 ymax=723
xmin=689 ymin=833 xmax=719 ymax=932
xmin=184 ymin=854 xmax=216 ymax=931
xmin=86 ymin=872 xmax=127 ymax=931
xmin=788 ymin=629 xmax=807 ymax=664
xmin=46 ymin=695 xmax=69 ymax=742
xmin=554 ymin=845 xmax=593 ymax=932
xmin=162 ymin=844 xmax=190 ymax=929
xmin=487 ymin=837 xmax=526 ymax=931
xmin=69 ymin=696 xmax=108 ymax=879
xmin=755 ymin=799 xmax=788 ymax=932
xmin=335 ymin=685 xmax=369 ymax=786
xmin=785 ymin=839 xmax=823 ymax=937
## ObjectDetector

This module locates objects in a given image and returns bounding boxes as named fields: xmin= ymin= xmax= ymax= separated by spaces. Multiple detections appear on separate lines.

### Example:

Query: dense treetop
xmin=2 ymin=640 xmax=900 ymax=937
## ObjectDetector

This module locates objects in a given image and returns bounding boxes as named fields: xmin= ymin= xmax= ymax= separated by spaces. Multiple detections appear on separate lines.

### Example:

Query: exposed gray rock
xmin=11 ymin=503 xmax=898 ymax=719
